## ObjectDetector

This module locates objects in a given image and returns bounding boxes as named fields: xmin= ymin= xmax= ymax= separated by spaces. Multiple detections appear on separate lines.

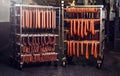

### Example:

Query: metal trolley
xmin=10 ymin=4 xmax=61 ymax=69
xmin=61 ymin=5 xmax=105 ymax=68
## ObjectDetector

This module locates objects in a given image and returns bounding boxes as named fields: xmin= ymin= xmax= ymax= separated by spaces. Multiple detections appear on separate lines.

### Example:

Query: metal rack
xmin=62 ymin=5 xmax=105 ymax=68
xmin=10 ymin=4 xmax=61 ymax=69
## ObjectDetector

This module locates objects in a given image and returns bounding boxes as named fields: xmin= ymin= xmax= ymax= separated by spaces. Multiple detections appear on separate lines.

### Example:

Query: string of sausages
xmin=65 ymin=19 xmax=99 ymax=38
xmin=22 ymin=8 xmax=56 ymax=29
xmin=65 ymin=40 xmax=99 ymax=59
xmin=21 ymin=52 xmax=57 ymax=63
xmin=66 ymin=8 xmax=100 ymax=12
xmin=22 ymin=36 xmax=56 ymax=53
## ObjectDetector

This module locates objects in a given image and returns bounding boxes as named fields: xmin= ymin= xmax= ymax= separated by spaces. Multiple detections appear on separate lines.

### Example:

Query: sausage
xmin=43 ymin=10 xmax=45 ymax=29
xmin=77 ymin=20 xmax=81 ymax=37
xmin=73 ymin=20 xmax=76 ymax=35
xmin=86 ymin=20 xmax=88 ymax=36
xmin=84 ymin=20 xmax=87 ymax=36
xmin=49 ymin=11 xmax=52 ymax=29
xmin=86 ymin=20 xmax=89 ymax=32
xmin=22 ymin=9 xmax=25 ymax=28
xmin=91 ymin=41 xmax=94 ymax=55
xmin=52 ymin=10 xmax=54 ymax=29
xmin=52 ymin=10 xmax=56 ymax=29
xmin=27 ymin=9 xmax=29 ymax=28
xmin=54 ymin=11 xmax=56 ymax=29
xmin=31 ymin=37 xmax=35 ymax=53
xmin=85 ymin=41 xmax=89 ymax=59
xmin=29 ymin=9 xmax=32 ymax=29
xmin=45 ymin=10 xmax=48 ymax=29
xmin=69 ymin=41 xmax=73 ymax=56
xmin=37 ymin=9 xmax=40 ymax=29
xmin=35 ymin=37 xmax=39 ymax=53
xmin=22 ymin=38 xmax=26 ymax=53
xmin=81 ymin=42 xmax=84 ymax=55
xmin=94 ymin=41 xmax=99 ymax=58
xmin=81 ymin=20 xmax=84 ymax=38
xmin=76 ymin=42 xmax=80 ymax=57
xmin=70 ymin=20 xmax=73 ymax=37
xmin=25 ymin=9 xmax=27 ymax=28
xmin=28 ymin=37 xmax=32 ymax=53
xmin=44 ymin=36 xmax=47 ymax=45
xmin=46 ymin=10 xmax=49 ymax=29
xmin=67 ymin=41 xmax=70 ymax=56
xmin=32 ymin=9 xmax=36 ymax=29
xmin=72 ymin=41 xmax=75 ymax=56
xmin=90 ymin=20 xmax=95 ymax=35
xmin=41 ymin=10 xmax=43 ymax=29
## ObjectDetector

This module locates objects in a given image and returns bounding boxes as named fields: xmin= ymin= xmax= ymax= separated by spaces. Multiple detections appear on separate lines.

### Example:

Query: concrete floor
xmin=0 ymin=51 xmax=120 ymax=76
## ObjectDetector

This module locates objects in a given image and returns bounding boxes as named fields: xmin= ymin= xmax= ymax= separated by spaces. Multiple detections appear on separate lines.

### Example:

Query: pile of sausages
xmin=65 ymin=19 xmax=99 ymax=38
xmin=22 ymin=8 xmax=56 ymax=29
xmin=65 ymin=40 xmax=99 ymax=59
xmin=21 ymin=52 xmax=57 ymax=63
xmin=22 ymin=36 xmax=56 ymax=53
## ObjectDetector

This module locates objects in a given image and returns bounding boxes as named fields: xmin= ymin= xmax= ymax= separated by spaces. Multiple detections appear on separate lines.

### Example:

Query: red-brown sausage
xmin=70 ymin=20 xmax=73 ymax=37
xmin=81 ymin=20 xmax=84 ymax=38
xmin=85 ymin=41 xmax=89 ymax=59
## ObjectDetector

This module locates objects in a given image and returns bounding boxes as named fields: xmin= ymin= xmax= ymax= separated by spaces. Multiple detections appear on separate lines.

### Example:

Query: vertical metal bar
xmin=58 ymin=7 xmax=61 ymax=50
xmin=20 ymin=5 xmax=22 ymax=56
xmin=61 ymin=1 xmax=64 ymax=56
xmin=99 ymin=7 xmax=103 ymax=58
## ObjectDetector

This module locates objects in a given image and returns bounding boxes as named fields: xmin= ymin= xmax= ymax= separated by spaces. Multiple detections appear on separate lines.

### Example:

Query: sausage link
xmin=85 ymin=41 xmax=89 ymax=59
xmin=41 ymin=11 xmax=43 ymax=29
xmin=27 ymin=9 xmax=29 ymax=28
xmin=73 ymin=20 xmax=76 ymax=35
xmin=81 ymin=42 xmax=84 ymax=55
xmin=43 ymin=10 xmax=45 ymax=29
xmin=49 ymin=11 xmax=52 ymax=29
xmin=54 ymin=11 xmax=56 ymax=29
xmin=81 ymin=20 xmax=84 ymax=38
xmin=37 ymin=9 xmax=40 ymax=29
xmin=91 ymin=41 xmax=94 ymax=55
xmin=70 ymin=20 xmax=73 ymax=37
xmin=67 ymin=41 xmax=70 ymax=56
xmin=29 ymin=9 xmax=32 ymax=29
xmin=76 ymin=42 xmax=80 ymax=57
xmin=52 ymin=10 xmax=54 ymax=29
xmin=94 ymin=42 xmax=98 ymax=58
xmin=73 ymin=41 xmax=75 ymax=56
xmin=46 ymin=10 xmax=49 ymax=29
xmin=77 ymin=20 xmax=81 ymax=37
xmin=70 ymin=41 xmax=73 ymax=56
xmin=22 ymin=9 xmax=25 ymax=28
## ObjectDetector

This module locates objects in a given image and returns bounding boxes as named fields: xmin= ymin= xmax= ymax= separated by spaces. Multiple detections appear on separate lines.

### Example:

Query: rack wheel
xmin=62 ymin=61 xmax=66 ymax=67
xmin=62 ymin=57 xmax=66 ymax=67
xmin=19 ymin=62 xmax=23 ymax=70
xmin=96 ymin=56 xmax=104 ymax=69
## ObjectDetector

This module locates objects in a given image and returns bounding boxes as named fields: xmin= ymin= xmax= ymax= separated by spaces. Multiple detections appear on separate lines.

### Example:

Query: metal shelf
xmin=16 ymin=34 xmax=59 ymax=37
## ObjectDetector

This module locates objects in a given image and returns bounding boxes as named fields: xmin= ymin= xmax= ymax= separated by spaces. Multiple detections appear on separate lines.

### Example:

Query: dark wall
xmin=0 ymin=22 xmax=10 ymax=63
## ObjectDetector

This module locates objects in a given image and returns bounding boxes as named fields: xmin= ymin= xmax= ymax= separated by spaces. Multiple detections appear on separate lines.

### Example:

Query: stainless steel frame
xmin=10 ymin=4 xmax=61 ymax=69
xmin=62 ymin=5 xmax=105 ymax=68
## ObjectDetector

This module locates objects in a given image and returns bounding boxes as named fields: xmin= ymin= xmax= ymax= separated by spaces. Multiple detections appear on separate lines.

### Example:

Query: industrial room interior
xmin=0 ymin=0 xmax=120 ymax=76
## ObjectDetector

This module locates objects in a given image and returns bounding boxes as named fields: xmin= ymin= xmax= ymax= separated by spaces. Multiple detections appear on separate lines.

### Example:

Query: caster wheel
xmin=62 ymin=61 xmax=66 ymax=67
xmin=19 ymin=62 xmax=23 ymax=70
xmin=96 ymin=63 xmax=102 ymax=69
xmin=96 ymin=59 xmax=103 ymax=69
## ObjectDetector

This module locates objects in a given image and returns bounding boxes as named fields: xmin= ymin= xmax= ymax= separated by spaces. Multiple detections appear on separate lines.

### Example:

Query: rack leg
xmin=96 ymin=55 xmax=104 ymax=69
xmin=62 ymin=57 xmax=66 ymax=67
